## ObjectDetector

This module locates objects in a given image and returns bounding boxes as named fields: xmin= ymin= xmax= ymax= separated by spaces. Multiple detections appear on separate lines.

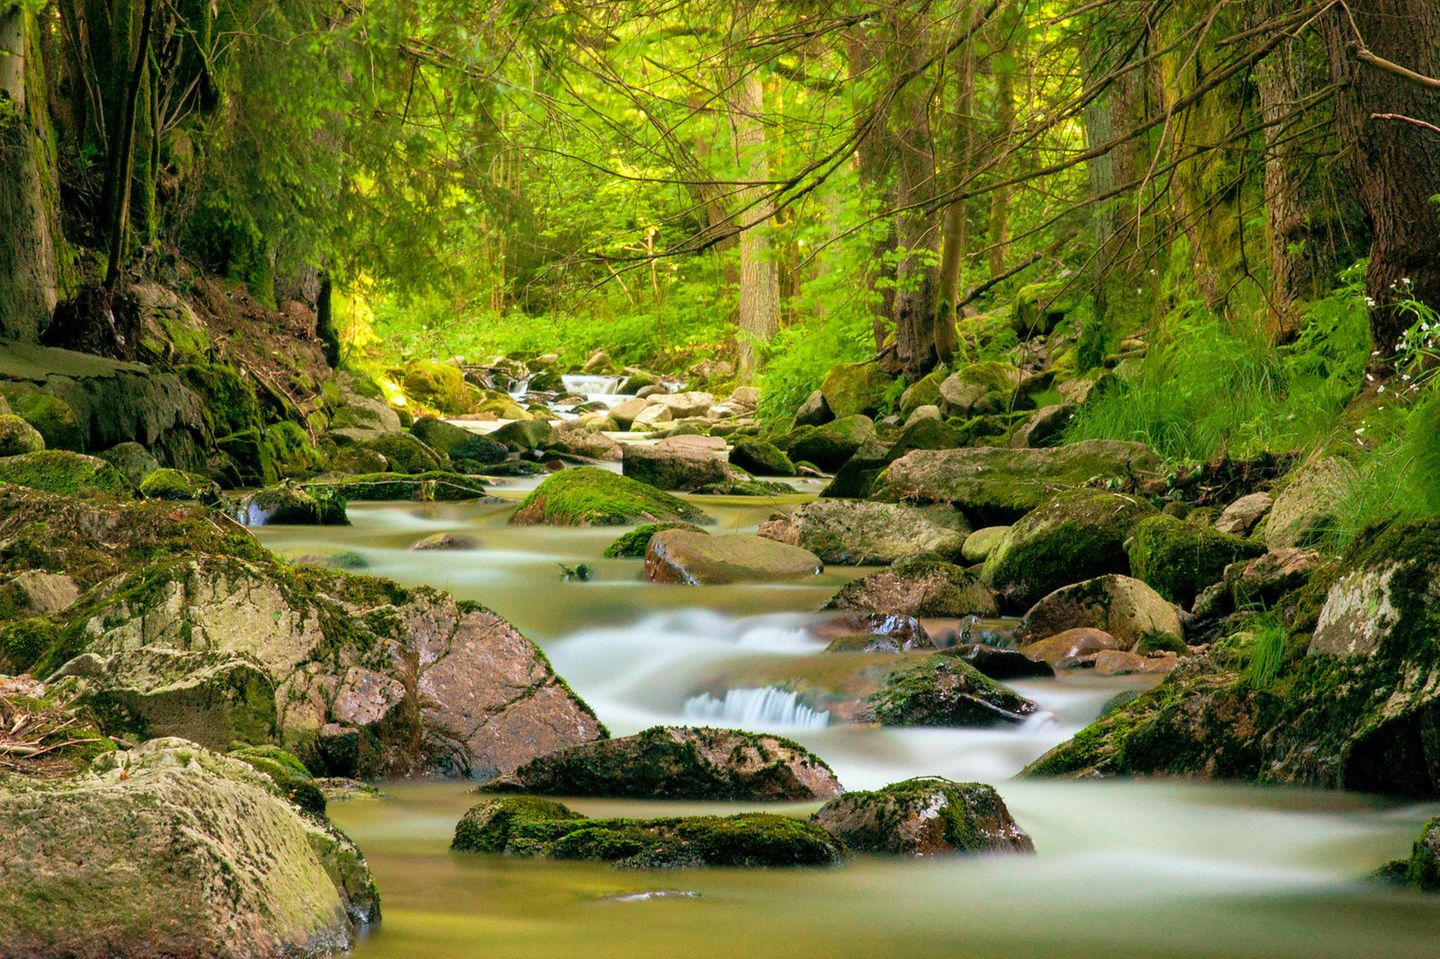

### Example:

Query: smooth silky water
xmin=256 ymin=492 xmax=1440 ymax=959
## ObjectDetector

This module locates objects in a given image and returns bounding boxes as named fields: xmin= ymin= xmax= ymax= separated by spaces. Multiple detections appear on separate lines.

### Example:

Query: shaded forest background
xmin=2 ymin=0 xmax=1439 ymax=535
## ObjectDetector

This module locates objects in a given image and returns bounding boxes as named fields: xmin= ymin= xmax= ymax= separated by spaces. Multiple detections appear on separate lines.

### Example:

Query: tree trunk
xmin=102 ymin=0 xmax=157 ymax=291
xmin=1321 ymin=0 xmax=1440 ymax=355
xmin=729 ymin=69 xmax=779 ymax=384
xmin=986 ymin=14 xmax=1022 ymax=279
xmin=0 ymin=4 xmax=63 ymax=342
xmin=888 ymin=23 xmax=941 ymax=382
xmin=848 ymin=28 xmax=897 ymax=354
xmin=936 ymin=27 xmax=978 ymax=364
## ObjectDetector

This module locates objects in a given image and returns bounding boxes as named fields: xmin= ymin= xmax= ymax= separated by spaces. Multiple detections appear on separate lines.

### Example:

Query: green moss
xmin=362 ymin=432 xmax=447 ymax=474
xmin=305 ymin=472 xmax=491 ymax=502
xmin=0 ymin=386 xmax=84 ymax=452
xmin=820 ymin=362 xmax=896 ymax=419
xmin=603 ymin=522 xmax=706 ymax=558
xmin=265 ymin=422 xmax=327 ymax=479
xmin=240 ymin=483 xmax=348 ymax=526
xmin=0 ymin=451 xmax=134 ymax=497
xmin=1126 ymin=514 xmax=1266 ymax=606
xmin=512 ymin=467 xmax=711 ymax=527
xmin=396 ymin=359 xmax=474 ymax=415
xmin=0 ymin=414 xmax=45 ymax=456
xmin=729 ymin=439 xmax=796 ymax=478
xmin=452 ymin=796 xmax=585 ymax=852
xmin=867 ymin=655 xmax=1037 ymax=727
xmin=229 ymin=745 xmax=325 ymax=816
xmin=138 ymin=468 xmax=220 ymax=505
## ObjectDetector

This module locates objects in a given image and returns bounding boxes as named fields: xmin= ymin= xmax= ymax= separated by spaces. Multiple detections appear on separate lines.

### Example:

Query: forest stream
xmin=258 ymin=490 xmax=1440 ymax=959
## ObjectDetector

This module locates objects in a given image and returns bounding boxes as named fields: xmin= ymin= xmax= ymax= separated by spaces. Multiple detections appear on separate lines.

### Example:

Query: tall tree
xmin=728 ymin=65 xmax=780 ymax=383
xmin=1321 ymin=0 xmax=1440 ymax=354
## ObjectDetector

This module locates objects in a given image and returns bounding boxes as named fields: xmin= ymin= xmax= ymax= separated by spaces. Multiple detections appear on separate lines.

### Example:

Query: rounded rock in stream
xmin=453 ymin=796 xmax=845 ymax=868
xmin=1015 ymin=574 xmax=1183 ymax=649
xmin=813 ymin=778 xmax=1035 ymax=857
xmin=866 ymin=655 xmax=1039 ymax=727
xmin=758 ymin=499 xmax=970 ymax=566
xmin=511 ymin=466 xmax=712 ymax=526
xmin=486 ymin=726 xmax=843 ymax=801
xmin=823 ymin=557 xmax=998 ymax=618
xmin=645 ymin=529 xmax=822 ymax=585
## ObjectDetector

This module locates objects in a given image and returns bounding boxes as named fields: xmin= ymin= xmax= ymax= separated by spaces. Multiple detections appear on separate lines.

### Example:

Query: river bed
xmin=256 ymin=494 xmax=1440 ymax=959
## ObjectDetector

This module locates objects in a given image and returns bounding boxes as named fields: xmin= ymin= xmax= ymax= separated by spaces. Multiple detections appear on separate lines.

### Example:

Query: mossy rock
xmin=1126 ymin=514 xmax=1266 ymax=607
xmin=492 ymin=419 xmax=554 ymax=451
xmin=138 ymin=468 xmax=222 ymax=506
xmin=783 ymin=415 xmax=877 ymax=473
xmin=1405 ymin=818 xmax=1440 ymax=891
xmin=266 ymin=422 xmax=327 ymax=479
xmin=215 ymin=428 xmax=278 ymax=488
xmin=361 ymin=432 xmax=447 ymax=474
xmin=823 ymin=558 xmax=998 ymax=618
xmin=238 ymin=483 xmax=349 ymax=526
xmin=397 ymin=359 xmax=473 ymax=415
xmin=1012 ymin=279 xmax=1083 ymax=337
xmin=0 ymin=740 xmax=377 ymax=957
xmin=0 ymin=385 xmax=85 ymax=451
xmin=487 ymin=726 xmax=842 ymax=801
xmin=0 ymin=414 xmax=45 ymax=456
xmin=937 ymin=362 xmax=1024 ymax=417
xmin=820 ymin=362 xmax=896 ymax=419
xmin=452 ymin=797 xmax=843 ymax=868
xmin=813 ymin=778 xmax=1034 ymax=856
xmin=867 ymin=655 xmax=1039 ymax=727
xmin=821 ymin=417 xmax=963 ymax=500
xmin=409 ymin=416 xmax=478 ymax=455
xmin=99 ymin=442 xmax=160 ymax=485
xmin=0 ymin=450 xmax=134 ymax=498
xmin=729 ymin=438 xmax=796 ymax=477
xmin=1265 ymin=457 xmax=1357 ymax=549
xmin=759 ymin=500 xmax=969 ymax=566
xmin=306 ymin=472 xmax=493 ymax=503
xmin=229 ymin=745 xmax=326 ymax=816
xmin=181 ymin=362 xmax=265 ymax=440
xmin=512 ymin=467 xmax=711 ymax=527
xmin=899 ymin=369 xmax=947 ymax=417
xmin=603 ymin=522 xmax=705 ymax=558
xmin=981 ymin=489 xmax=1158 ymax=609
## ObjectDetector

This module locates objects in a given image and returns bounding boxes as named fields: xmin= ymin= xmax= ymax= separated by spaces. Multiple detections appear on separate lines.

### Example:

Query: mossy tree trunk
xmin=0 ymin=1 xmax=64 ymax=342
xmin=728 ymin=68 xmax=779 ymax=385
xmin=1321 ymin=0 xmax=1440 ymax=356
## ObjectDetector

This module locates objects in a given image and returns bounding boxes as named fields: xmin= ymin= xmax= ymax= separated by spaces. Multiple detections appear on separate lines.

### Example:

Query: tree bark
xmin=0 ymin=4 xmax=63 ymax=342
xmin=1321 ymin=0 xmax=1440 ymax=354
xmin=102 ymin=0 xmax=156 ymax=291
xmin=729 ymin=69 xmax=779 ymax=384
xmin=936 ymin=25 xmax=978 ymax=364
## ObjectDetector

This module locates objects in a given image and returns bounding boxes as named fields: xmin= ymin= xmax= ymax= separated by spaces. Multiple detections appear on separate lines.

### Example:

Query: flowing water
xmin=256 ymin=487 xmax=1440 ymax=959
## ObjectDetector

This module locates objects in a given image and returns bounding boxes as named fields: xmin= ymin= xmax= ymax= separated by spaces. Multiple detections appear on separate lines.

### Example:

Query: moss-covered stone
xmin=0 ymin=450 xmax=134 ymax=497
xmin=783 ymin=415 xmax=877 ymax=473
xmin=820 ymin=362 xmax=896 ymax=419
xmin=0 ymin=385 xmax=85 ymax=451
xmin=410 ymin=415 xmax=478 ymax=455
xmin=1265 ymin=457 xmax=1357 ymax=549
xmin=452 ymin=797 xmax=844 ymax=868
xmin=492 ymin=419 xmax=555 ymax=451
xmin=362 ymin=431 xmax=447 ymax=474
xmin=981 ymin=489 xmax=1157 ymax=609
xmin=1405 ymin=818 xmax=1440 ymax=892
xmin=307 ymin=472 xmax=494 ymax=502
xmin=266 ymin=421 xmax=327 ymax=479
xmin=487 ymin=726 xmax=841 ymax=801
xmin=1126 ymin=514 xmax=1266 ymax=606
xmin=603 ymin=522 xmax=706 ymax=558
xmin=238 ymin=483 xmax=349 ymax=526
xmin=759 ymin=500 xmax=969 ymax=566
xmin=730 ymin=438 xmax=796 ymax=477
xmin=0 ymin=413 xmax=44 ymax=456
xmin=866 ymin=655 xmax=1039 ymax=727
xmin=1012 ymin=279 xmax=1082 ymax=337
xmin=824 ymin=558 xmax=998 ymax=618
xmin=138 ymin=467 xmax=222 ymax=505
xmin=0 ymin=739 xmax=377 ymax=958
xmin=899 ymin=369 xmax=947 ymax=417
xmin=878 ymin=440 xmax=1162 ymax=524
xmin=645 ymin=530 xmax=822 ymax=584
xmin=813 ymin=778 xmax=1034 ymax=856
xmin=396 ymin=359 xmax=474 ymax=415
xmin=938 ymin=362 xmax=1025 ymax=417
xmin=99 ymin=441 xmax=160 ymax=485
xmin=230 ymin=745 xmax=327 ymax=816
xmin=512 ymin=466 xmax=711 ymax=527
xmin=1014 ymin=574 xmax=1183 ymax=648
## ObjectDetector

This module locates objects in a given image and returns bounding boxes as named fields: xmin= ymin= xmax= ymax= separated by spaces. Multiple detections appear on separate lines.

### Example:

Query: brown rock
xmin=645 ymin=530 xmax=823 ymax=585
xmin=823 ymin=559 xmax=998 ymax=618
xmin=1015 ymin=575 xmax=1183 ymax=648
xmin=1020 ymin=628 xmax=1124 ymax=669
xmin=1092 ymin=650 xmax=1181 ymax=676
xmin=814 ymin=779 xmax=1034 ymax=857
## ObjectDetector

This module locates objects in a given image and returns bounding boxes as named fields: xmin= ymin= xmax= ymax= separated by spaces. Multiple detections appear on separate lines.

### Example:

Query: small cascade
xmin=561 ymin=374 xmax=626 ymax=396
xmin=684 ymin=686 xmax=831 ymax=731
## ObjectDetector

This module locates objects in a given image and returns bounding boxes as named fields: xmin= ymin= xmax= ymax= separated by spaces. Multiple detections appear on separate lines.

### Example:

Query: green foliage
xmin=1243 ymin=617 xmax=1289 ymax=690
xmin=1067 ymin=274 xmax=1371 ymax=464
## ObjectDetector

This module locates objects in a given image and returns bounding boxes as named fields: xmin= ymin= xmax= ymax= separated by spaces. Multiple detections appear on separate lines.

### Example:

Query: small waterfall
xmin=684 ymin=687 xmax=830 ymax=731
xmin=561 ymin=374 xmax=626 ymax=396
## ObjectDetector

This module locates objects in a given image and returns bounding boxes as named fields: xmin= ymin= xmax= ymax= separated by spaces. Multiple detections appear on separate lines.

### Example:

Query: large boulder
xmin=397 ymin=359 xmax=473 ymax=414
xmin=602 ymin=522 xmax=706 ymax=558
xmin=236 ymin=483 xmax=348 ymax=526
xmin=362 ymin=431 xmax=448 ymax=474
xmin=547 ymin=422 xmax=622 ymax=461
xmin=306 ymin=472 xmax=494 ymax=503
xmin=511 ymin=466 xmax=711 ymax=527
xmin=729 ymin=438 xmax=796 ymax=477
xmin=0 ymin=739 xmax=377 ymax=959
xmin=652 ymin=391 xmax=715 ymax=419
xmin=330 ymin=391 xmax=401 ymax=432
xmin=1215 ymin=492 xmax=1274 ymax=536
xmin=1265 ymin=457 xmax=1357 ymax=548
xmin=491 ymin=419 xmax=554 ymax=451
xmin=1014 ymin=574 xmax=1182 ymax=648
xmin=487 ymin=726 xmax=841 ymax=800
xmin=981 ymin=489 xmax=1157 ymax=609
xmin=1126 ymin=514 xmax=1266 ymax=607
xmin=866 ymin=654 xmax=1039 ymax=726
xmin=938 ymin=361 xmax=1024 ymax=417
xmin=879 ymin=440 xmax=1162 ymax=523
xmin=622 ymin=441 xmax=730 ymax=491
xmin=822 ymin=418 xmax=963 ymax=500
xmin=784 ymin=415 xmax=877 ymax=472
xmin=820 ymin=362 xmax=895 ymax=419
xmin=1403 ymin=818 xmax=1440 ymax=891
xmin=645 ymin=530 xmax=822 ymax=584
xmin=1020 ymin=627 xmax=1126 ymax=669
xmin=452 ymin=797 xmax=844 ymax=868
xmin=813 ymin=779 xmax=1034 ymax=856
xmin=137 ymin=467 xmax=222 ymax=506
xmin=0 ymin=450 xmax=134 ymax=498
xmin=794 ymin=389 xmax=833 ymax=428
xmin=823 ymin=558 xmax=998 ymax=618
xmin=6 ymin=555 xmax=604 ymax=780
xmin=758 ymin=500 xmax=969 ymax=565
xmin=410 ymin=415 xmax=479 ymax=455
